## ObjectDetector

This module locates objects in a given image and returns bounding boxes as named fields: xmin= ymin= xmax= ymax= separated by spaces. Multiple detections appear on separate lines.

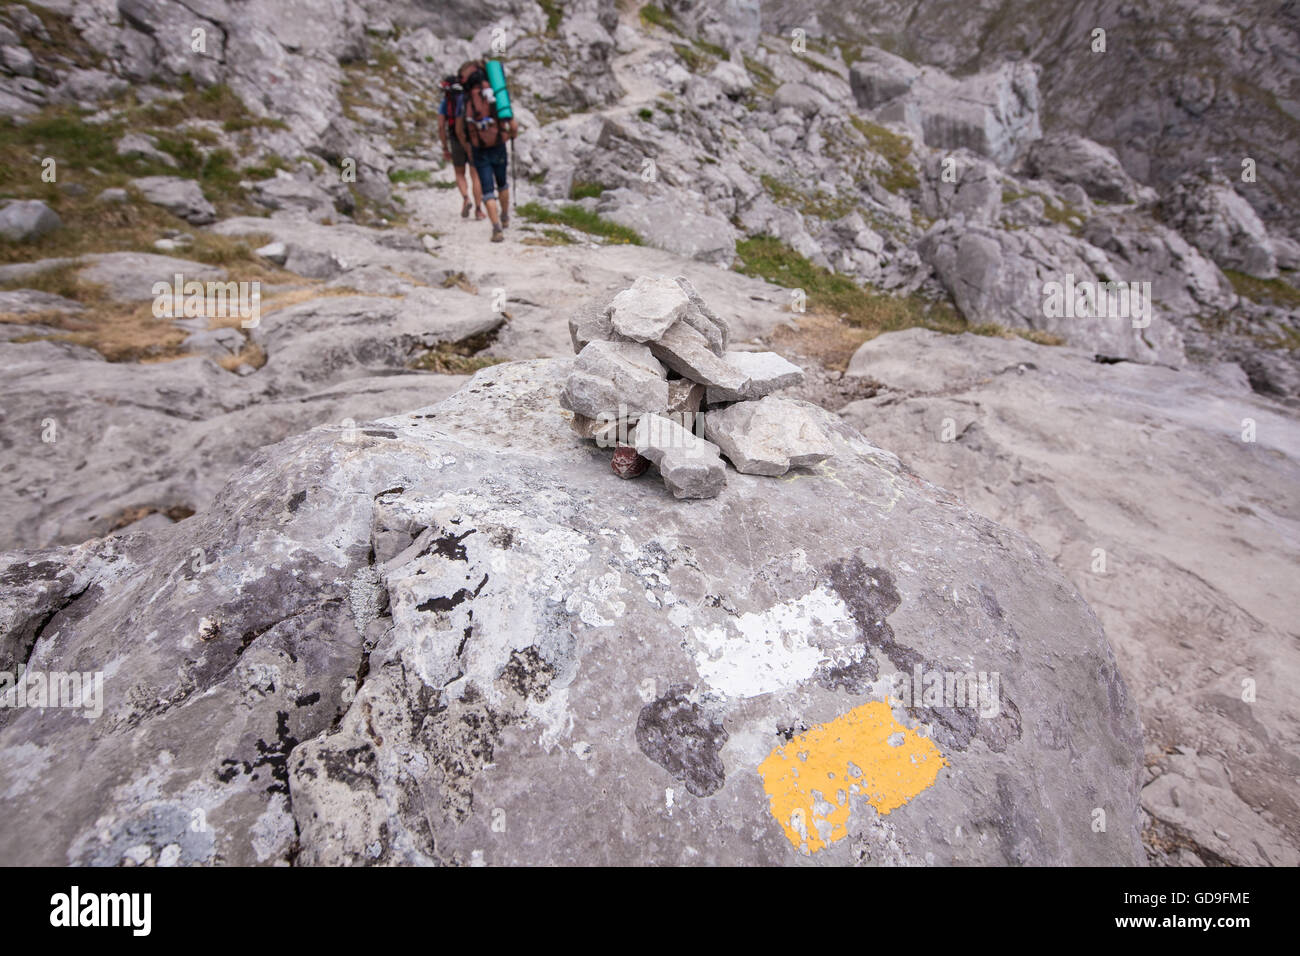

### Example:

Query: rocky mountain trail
xmin=0 ymin=0 xmax=1297 ymax=867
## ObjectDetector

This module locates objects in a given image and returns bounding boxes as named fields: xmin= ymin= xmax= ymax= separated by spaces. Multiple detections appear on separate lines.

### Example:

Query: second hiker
xmin=438 ymin=72 xmax=484 ymax=220
xmin=454 ymin=59 xmax=518 ymax=243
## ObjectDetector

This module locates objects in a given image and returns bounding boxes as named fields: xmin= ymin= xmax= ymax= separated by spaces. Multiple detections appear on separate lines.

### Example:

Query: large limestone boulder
xmin=853 ymin=53 xmax=1041 ymax=166
xmin=841 ymin=328 xmax=1300 ymax=867
xmin=1023 ymin=134 xmax=1141 ymax=204
xmin=0 ymin=359 xmax=1145 ymax=865
xmin=1160 ymin=175 xmax=1279 ymax=279
xmin=916 ymin=219 xmax=1186 ymax=366
xmin=918 ymin=149 xmax=1003 ymax=225
xmin=597 ymin=188 xmax=738 ymax=266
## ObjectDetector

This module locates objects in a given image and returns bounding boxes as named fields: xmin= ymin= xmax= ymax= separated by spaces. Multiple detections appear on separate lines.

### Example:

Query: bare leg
xmin=498 ymin=186 xmax=510 ymax=224
xmin=470 ymin=165 xmax=485 ymax=213
xmin=453 ymin=163 xmax=469 ymax=200
xmin=484 ymin=197 xmax=501 ymax=228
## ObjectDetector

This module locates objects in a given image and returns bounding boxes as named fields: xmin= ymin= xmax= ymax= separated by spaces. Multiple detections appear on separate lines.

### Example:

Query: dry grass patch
xmin=216 ymin=341 xmax=266 ymax=371
xmin=767 ymin=311 xmax=874 ymax=373
xmin=441 ymin=272 xmax=479 ymax=294
xmin=43 ymin=300 xmax=189 ymax=362
xmin=968 ymin=323 xmax=1066 ymax=346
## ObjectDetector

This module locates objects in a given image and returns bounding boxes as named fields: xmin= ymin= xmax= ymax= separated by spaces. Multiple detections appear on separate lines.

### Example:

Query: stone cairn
xmin=560 ymin=274 xmax=835 ymax=498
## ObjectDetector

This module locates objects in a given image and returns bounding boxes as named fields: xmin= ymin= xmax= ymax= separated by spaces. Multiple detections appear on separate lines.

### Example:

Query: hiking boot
xmin=475 ymin=207 xmax=486 ymax=220
xmin=491 ymin=226 xmax=504 ymax=243
xmin=461 ymin=198 xmax=471 ymax=218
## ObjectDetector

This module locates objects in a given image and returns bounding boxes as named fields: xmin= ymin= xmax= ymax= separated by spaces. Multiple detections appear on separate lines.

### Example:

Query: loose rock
xmin=607 ymin=274 xmax=689 ymax=342
xmin=647 ymin=320 xmax=749 ymax=394
xmin=633 ymin=412 xmax=727 ymax=498
xmin=706 ymin=351 xmax=805 ymax=403
xmin=561 ymin=339 xmax=669 ymax=420
xmin=0 ymin=200 xmax=61 ymax=243
xmin=129 ymin=176 xmax=217 ymax=225
xmin=704 ymin=396 xmax=835 ymax=476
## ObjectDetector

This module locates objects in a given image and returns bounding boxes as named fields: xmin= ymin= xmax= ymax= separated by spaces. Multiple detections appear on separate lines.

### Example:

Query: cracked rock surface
xmin=0 ymin=360 xmax=1145 ymax=865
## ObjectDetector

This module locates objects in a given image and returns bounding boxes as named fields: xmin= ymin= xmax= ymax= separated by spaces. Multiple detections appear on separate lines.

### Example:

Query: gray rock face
xmin=0 ymin=278 xmax=497 ymax=551
xmin=849 ymin=49 xmax=921 ymax=109
xmin=710 ymin=59 xmax=753 ymax=97
xmin=706 ymin=351 xmax=805 ymax=403
xmin=1161 ymin=175 xmax=1279 ymax=279
xmin=255 ymin=241 xmax=288 ymax=265
xmin=772 ymin=81 xmax=828 ymax=118
xmin=1272 ymin=236 xmax=1300 ymax=272
xmin=607 ymin=274 xmax=689 ymax=342
xmin=853 ymin=52 xmax=1041 ymax=166
xmin=633 ymin=411 xmax=728 ymax=498
xmin=598 ymin=188 xmax=738 ymax=266
xmin=917 ymin=219 xmax=1186 ymax=366
xmin=841 ymin=327 xmax=1300 ymax=868
xmin=76 ymin=253 xmax=228 ymax=302
xmin=561 ymin=339 xmax=670 ymax=420
xmin=0 ymin=43 xmax=35 ymax=78
xmin=919 ymin=150 xmax=1003 ymax=225
xmin=211 ymin=217 xmax=454 ymax=288
xmin=252 ymin=174 xmax=338 ymax=222
xmin=0 ymin=289 xmax=84 ymax=315
xmin=1023 ymin=134 xmax=1139 ymax=204
xmin=1080 ymin=212 xmax=1235 ymax=320
xmin=766 ymin=0 xmax=1300 ymax=236
xmin=183 ymin=326 xmax=246 ymax=360
xmin=129 ymin=176 xmax=217 ymax=225
xmin=0 ymin=359 xmax=1144 ymax=865
xmin=115 ymin=132 xmax=178 ymax=168
xmin=0 ymin=200 xmax=62 ymax=242
xmin=1141 ymin=752 xmax=1299 ymax=867
xmin=704 ymin=396 xmax=834 ymax=475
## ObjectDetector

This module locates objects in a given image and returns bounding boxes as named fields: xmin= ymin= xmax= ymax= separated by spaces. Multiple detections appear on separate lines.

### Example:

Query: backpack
xmin=438 ymin=76 xmax=463 ymax=134
xmin=463 ymin=77 xmax=503 ymax=149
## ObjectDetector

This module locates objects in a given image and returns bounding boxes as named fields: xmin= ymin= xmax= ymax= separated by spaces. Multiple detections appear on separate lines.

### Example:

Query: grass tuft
xmin=734 ymin=235 xmax=963 ymax=339
xmin=517 ymin=202 xmax=643 ymax=244
xmin=849 ymin=117 xmax=919 ymax=193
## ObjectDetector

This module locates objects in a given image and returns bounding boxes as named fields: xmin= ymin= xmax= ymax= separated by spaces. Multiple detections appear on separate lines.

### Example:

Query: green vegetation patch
xmin=761 ymin=174 xmax=857 ymax=221
xmin=743 ymin=55 xmax=777 ymax=98
xmin=389 ymin=168 xmax=433 ymax=184
xmin=569 ymin=180 xmax=606 ymax=200
xmin=518 ymin=202 xmax=643 ymax=244
xmin=849 ymin=116 xmax=919 ymax=193
xmin=672 ymin=43 xmax=713 ymax=74
xmin=639 ymin=4 xmax=682 ymax=36
xmin=1224 ymin=269 xmax=1300 ymax=309
xmin=734 ymin=236 xmax=963 ymax=336
xmin=538 ymin=0 xmax=563 ymax=34
xmin=968 ymin=323 xmax=1066 ymax=346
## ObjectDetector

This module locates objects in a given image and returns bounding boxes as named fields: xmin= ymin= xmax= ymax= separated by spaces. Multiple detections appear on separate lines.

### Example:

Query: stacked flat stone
xmin=561 ymin=274 xmax=834 ymax=498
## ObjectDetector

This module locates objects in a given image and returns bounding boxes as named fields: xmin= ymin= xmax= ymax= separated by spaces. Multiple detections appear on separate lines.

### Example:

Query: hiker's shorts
xmin=473 ymin=143 xmax=509 ymax=200
xmin=448 ymin=136 xmax=469 ymax=168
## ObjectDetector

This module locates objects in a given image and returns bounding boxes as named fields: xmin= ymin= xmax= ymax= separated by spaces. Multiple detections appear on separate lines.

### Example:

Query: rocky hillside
xmin=751 ymin=0 xmax=1300 ymax=236
xmin=0 ymin=0 xmax=1296 ymax=866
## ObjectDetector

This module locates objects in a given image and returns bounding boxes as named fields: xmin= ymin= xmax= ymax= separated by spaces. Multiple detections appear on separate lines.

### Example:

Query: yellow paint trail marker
xmin=758 ymin=700 xmax=946 ymax=854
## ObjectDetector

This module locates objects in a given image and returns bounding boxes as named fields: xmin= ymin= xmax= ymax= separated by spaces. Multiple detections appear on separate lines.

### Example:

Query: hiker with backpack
xmin=454 ymin=59 xmax=518 ymax=243
xmin=438 ymin=73 xmax=484 ymax=220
